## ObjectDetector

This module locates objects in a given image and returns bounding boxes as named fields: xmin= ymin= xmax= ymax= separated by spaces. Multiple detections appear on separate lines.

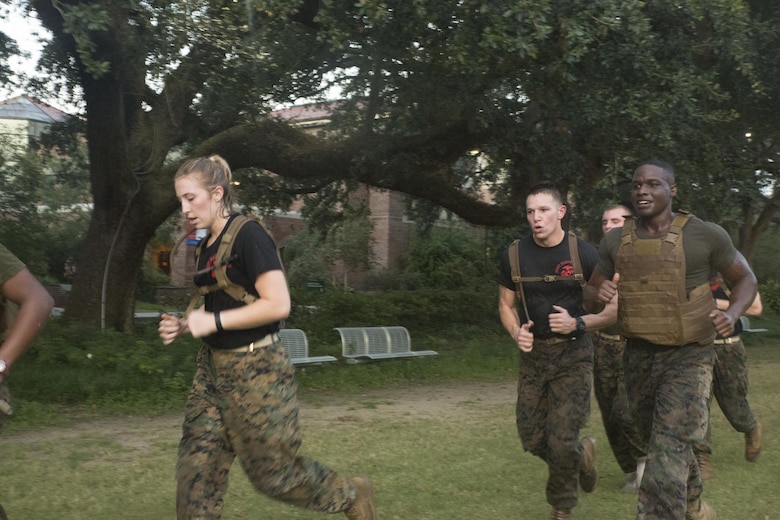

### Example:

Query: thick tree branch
xmin=186 ymin=120 xmax=520 ymax=226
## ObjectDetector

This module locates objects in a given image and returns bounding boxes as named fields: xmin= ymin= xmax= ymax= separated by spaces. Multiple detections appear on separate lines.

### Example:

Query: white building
xmin=0 ymin=95 xmax=70 ymax=153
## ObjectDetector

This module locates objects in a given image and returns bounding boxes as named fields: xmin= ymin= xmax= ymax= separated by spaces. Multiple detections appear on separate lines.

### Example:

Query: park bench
xmin=740 ymin=316 xmax=768 ymax=333
xmin=333 ymin=326 xmax=438 ymax=364
xmin=278 ymin=328 xmax=337 ymax=366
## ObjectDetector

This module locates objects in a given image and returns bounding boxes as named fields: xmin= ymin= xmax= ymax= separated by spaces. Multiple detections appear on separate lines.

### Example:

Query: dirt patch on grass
xmin=1 ymin=380 xmax=517 ymax=448
xmin=299 ymin=380 xmax=517 ymax=424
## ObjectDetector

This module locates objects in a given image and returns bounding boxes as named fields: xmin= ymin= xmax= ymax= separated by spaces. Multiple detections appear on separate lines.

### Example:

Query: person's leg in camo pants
xmin=693 ymin=338 xmax=759 ymax=466
xmin=176 ymin=340 xmax=357 ymax=519
xmin=593 ymin=334 xmax=645 ymax=476
xmin=625 ymin=340 xmax=714 ymax=520
xmin=711 ymin=339 xmax=758 ymax=436
xmin=515 ymin=336 xmax=593 ymax=511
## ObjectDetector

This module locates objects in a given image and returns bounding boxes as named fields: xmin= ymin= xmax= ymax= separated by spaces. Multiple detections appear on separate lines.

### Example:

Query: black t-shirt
xmin=194 ymin=214 xmax=284 ymax=349
xmin=499 ymin=234 xmax=599 ymax=339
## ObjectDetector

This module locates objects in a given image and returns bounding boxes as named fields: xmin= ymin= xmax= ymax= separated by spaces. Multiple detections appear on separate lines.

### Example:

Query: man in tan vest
xmin=585 ymin=160 xmax=757 ymax=520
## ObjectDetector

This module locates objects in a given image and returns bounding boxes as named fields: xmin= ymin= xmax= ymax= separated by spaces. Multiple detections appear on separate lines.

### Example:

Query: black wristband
xmin=214 ymin=310 xmax=224 ymax=333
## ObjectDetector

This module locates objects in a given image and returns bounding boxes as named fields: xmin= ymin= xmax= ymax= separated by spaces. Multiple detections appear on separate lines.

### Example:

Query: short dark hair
xmin=527 ymin=181 xmax=565 ymax=206
xmin=637 ymin=159 xmax=675 ymax=184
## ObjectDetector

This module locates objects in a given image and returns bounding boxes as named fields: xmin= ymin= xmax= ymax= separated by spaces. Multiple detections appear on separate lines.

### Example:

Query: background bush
xmin=760 ymin=280 xmax=780 ymax=314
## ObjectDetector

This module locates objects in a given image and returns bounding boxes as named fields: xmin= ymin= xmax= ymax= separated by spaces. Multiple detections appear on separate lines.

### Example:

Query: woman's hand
xmin=159 ymin=313 xmax=187 ymax=345
xmin=186 ymin=307 xmax=218 ymax=339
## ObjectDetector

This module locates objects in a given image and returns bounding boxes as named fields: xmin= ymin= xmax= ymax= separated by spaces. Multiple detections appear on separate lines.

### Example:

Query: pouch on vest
xmin=616 ymin=211 xmax=716 ymax=346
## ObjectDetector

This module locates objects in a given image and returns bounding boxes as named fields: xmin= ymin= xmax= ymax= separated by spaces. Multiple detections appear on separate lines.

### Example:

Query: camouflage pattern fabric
xmin=693 ymin=338 xmax=757 ymax=456
xmin=624 ymin=339 xmax=714 ymax=520
xmin=592 ymin=334 xmax=646 ymax=474
xmin=515 ymin=335 xmax=593 ymax=510
xmin=176 ymin=340 xmax=356 ymax=520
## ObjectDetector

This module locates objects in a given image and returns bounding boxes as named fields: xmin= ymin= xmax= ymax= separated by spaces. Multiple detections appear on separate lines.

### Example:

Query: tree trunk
xmin=65 ymin=209 xmax=145 ymax=331
xmin=738 ymin=197 xmax=779 ymax=265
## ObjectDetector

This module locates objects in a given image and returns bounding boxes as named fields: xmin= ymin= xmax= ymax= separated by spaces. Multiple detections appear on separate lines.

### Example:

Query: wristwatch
xmin=0 ymin=359 xmax=7 ymax=375
xmin=575 ymin=317 xmax=586 ymax=334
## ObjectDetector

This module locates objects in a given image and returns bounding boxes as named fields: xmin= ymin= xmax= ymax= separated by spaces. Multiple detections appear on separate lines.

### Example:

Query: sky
xmin=0 ymin=3 xmax=333 ymax=113
xmin=0 ymin=3 xmax=55 ymax=105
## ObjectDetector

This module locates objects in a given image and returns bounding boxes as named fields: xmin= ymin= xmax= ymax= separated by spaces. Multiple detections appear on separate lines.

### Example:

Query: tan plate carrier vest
xmin=616 ymin=211 xmax=715 ymax=346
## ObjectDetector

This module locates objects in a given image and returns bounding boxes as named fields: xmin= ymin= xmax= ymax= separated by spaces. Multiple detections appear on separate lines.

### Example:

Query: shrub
xmin=760 ymin=280 xmax=780 ymax=314
xmin=12 ymin=320 xmax=196 ymax=406
xmin=286 ymin=285 xmax=502 ymax=350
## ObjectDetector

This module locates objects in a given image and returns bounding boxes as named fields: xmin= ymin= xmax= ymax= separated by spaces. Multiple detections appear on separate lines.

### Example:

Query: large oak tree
xmin=15 ymin=0 xmax=779 ymax=330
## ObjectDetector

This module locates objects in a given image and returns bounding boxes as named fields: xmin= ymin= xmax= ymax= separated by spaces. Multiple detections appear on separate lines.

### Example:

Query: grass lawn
xmin=1 ymin=326 xmax=778 ymax=519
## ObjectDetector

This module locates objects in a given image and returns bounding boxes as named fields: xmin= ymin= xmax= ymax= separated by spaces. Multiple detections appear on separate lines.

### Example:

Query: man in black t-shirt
xmin=498 ymin=182 xmax=616 ymax=520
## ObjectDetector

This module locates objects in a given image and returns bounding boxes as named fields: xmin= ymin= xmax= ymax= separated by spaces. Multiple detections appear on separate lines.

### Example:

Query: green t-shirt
xmin=0 ymin=244 xmax=25 ymax=285
xmin=596 ymin=215 xmax=737 ymax=293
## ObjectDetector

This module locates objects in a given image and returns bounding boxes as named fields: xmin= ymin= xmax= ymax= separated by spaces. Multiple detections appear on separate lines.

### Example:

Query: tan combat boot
xmin=579 ymin=437 xmax=598 ymax=493
xmin=551 ymin=507 xmax=572 ymax=520
xmin=696 ymin=451 xmax=714 ymax=481
xmin=344 ymin=476 xmax=377 ymax=520
xmin=745 ymin=422 xmax=762 ymax=462
xmin=685 ymin=500 xmax=716 ymax=520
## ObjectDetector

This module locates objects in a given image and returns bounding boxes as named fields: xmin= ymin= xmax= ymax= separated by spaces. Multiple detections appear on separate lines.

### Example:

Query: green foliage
xmin=4 ymin=285 xmax=508 ymax=427
xmin=0 ymin=14 xmax=21 ymax=85
xmin=17 ymin=0 xmax=780 ymax=331
xmin=283 ymin=204 xmax=374 ymax=289
xmin=397 ymin=227 xmax=494 ymax=290
xmin=137 ymin=259 xmax=173 ymax=303
xmin=361 ymin=226 xmax=497 ymax=292
xmin=59 ymin=2 xmax=111 ymax=77
xmin=286 ymin=285 xmax=501 ymax=356
xmin=0 ymin=124 xmax=90 ymax=282
xmin=751 ymin=224 xmax=780 ymax=284
xmin=11 ymin=320 xmax=195 ymax=408
xmin=759 ymin=281 xmax=780 ymax=315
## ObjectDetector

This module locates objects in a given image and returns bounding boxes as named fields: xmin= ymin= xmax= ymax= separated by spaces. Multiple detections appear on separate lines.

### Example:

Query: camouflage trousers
xmin=624 ymin=339 xmax=715 ymax=520
xmin=516 ymin=335 xmax=593 ymax=510
xmin=176 ymin=340 xmax=356 ymax=520
xmin=693 ymin=337 xmax=757 ymax=456
xmin=593 ymin=333 xmax=645 ymax=474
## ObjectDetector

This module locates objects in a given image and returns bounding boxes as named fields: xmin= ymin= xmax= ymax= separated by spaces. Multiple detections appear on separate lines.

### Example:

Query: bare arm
xmin=715 ymin=291 xmax=762 ymax=317
xmin=187 ymin=269 xmax=291 ymax=338
xmin=549 ymin=292 xmax=617 ymax=335
xmin=746 ymin=292 xmax=763 ymax=317
xmin=0 ymin=269 xmax=54 ymax=375
xmin=499 ymin=285 xmax=534 ymax=352
xmin=584 ymin=271 xmax=619 ymax=314
xmin=711 ymin=252 xmax=758 ymax=338
xmin=583 ymin=293 xmax=618 ymax=330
